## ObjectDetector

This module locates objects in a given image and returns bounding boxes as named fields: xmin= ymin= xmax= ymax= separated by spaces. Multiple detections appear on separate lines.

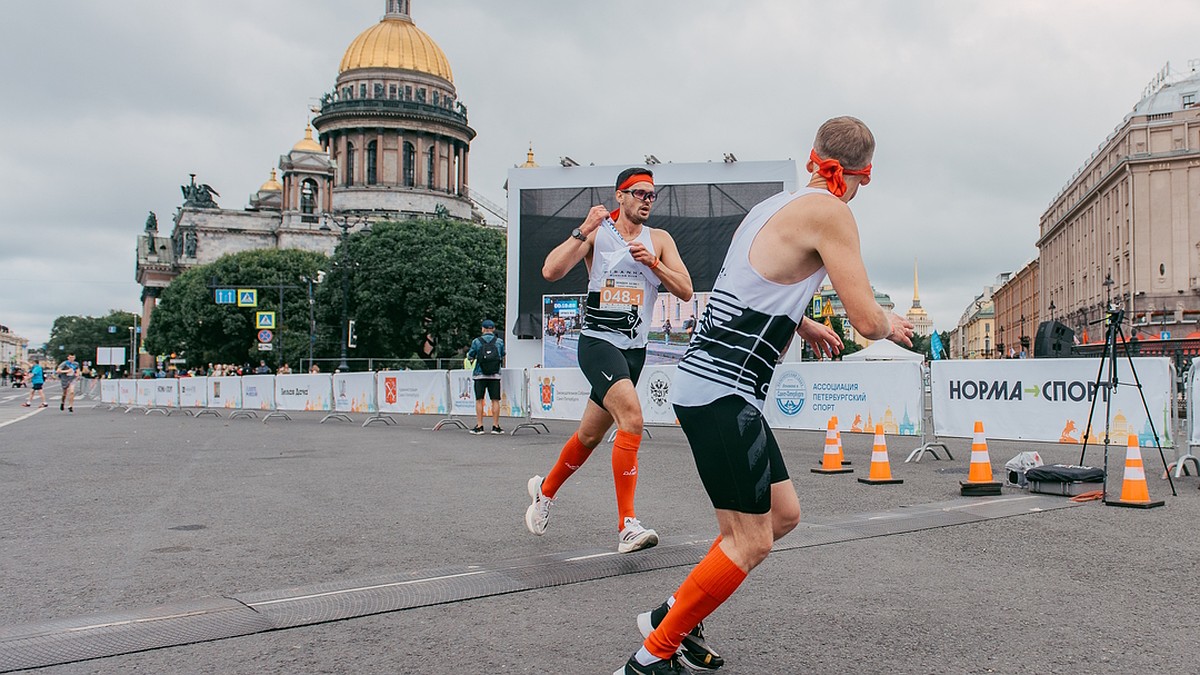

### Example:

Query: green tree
xmin=44 ymin=310 xmax=140 ymax=370
xmin=145 ymin=249 xmax=329 ymax=368
xmin=318 ymin=218 xmax=505 ymax=364
xmin=910 ymin=332 xmax=930 ymax=359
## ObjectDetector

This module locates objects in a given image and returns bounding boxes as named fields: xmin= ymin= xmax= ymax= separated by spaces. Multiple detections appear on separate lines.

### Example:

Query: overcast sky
xmin=3 ymin=0 xmax=1198 ymax=347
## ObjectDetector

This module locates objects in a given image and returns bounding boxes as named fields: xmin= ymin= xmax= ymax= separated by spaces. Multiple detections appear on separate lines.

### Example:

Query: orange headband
xmin=809 ymin=149 xmax=871 ymax=198
xmin=611 ymin=173 xmax=656 ymax=220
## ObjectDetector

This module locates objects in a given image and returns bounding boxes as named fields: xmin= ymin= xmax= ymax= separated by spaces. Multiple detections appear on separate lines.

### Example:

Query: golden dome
xmin=339 ymin=15 xmax=453 ymax=82
xmin=259 ymin=169 xmax=282 ymax=192
xmin=292 ymin=125 xmax=324 ymax=153
xmin=520 ymin=144 xmax=538 ymax=168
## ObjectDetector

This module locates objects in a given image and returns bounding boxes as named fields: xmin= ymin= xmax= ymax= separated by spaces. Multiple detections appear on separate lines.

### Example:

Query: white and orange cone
xmin=812 ymin=416 xmax=853 ymax=474
xmin=960 ymin=420 xmax=1002 ymax=495
xmin=833 ymin=416 xmax=851 ymax=466
xmin=1107 ymin=434 xmax=1164 ymax=509
xmin=859 ymin=424 xmax=903 ymax=485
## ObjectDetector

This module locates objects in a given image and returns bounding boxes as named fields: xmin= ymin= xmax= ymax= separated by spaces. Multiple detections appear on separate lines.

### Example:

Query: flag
xmin=929 ymin=331 xmax=945 ymax=360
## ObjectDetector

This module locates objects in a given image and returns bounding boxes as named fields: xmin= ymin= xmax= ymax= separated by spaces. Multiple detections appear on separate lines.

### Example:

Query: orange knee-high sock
xmin=541 ymin=432 xmax=594 ymax=499
xmin=612 ymin=429 xmax=641 ymax=530
xmin=646 ymin=545 xmax=746 ymax=660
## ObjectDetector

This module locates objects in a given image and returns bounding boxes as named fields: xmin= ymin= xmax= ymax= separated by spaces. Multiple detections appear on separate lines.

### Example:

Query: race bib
xmin=600 ymin=279 xmax=644 ymax=311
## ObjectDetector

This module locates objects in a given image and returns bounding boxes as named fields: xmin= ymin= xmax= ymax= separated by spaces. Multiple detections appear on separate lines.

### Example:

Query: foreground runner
xmin=615 ymin=117 xmax=914 ymax=673
xmin=526 ymin=167 xmax=692 ymax=553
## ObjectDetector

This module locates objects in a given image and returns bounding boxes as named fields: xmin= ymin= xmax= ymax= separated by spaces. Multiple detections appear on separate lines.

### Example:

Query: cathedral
xmin=135 ymin=1 xmax=479 ymax=366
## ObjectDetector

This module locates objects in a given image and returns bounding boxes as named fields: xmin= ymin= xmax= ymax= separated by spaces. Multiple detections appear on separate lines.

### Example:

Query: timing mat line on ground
xmin=0 ymin=494 xmax=1080 ymax=673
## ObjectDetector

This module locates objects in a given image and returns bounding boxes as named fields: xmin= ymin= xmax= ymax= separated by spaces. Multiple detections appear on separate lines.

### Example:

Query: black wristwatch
xmin=570 ymin=227 xmax=587 ymax=242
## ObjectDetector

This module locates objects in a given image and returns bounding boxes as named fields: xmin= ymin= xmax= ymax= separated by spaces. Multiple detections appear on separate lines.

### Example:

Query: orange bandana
xmin=809 ymin=149 xmax=871 ymax=198
xmin=612 ymin=173 xmax=655 ymax=220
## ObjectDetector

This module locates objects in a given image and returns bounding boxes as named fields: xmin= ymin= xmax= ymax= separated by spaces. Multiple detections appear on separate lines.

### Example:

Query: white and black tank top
xmin=673 ymin=189 xmax=828 ymax=410
xmin=580 ymin=219 xmax=660 ymax=350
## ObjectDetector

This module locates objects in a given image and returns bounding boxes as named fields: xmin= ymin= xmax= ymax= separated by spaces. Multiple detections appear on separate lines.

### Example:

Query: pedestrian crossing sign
xmin=256 ymin=311 xmax=275 ymax=329
xmin=238 ymin=289 xmax=258 ymax=307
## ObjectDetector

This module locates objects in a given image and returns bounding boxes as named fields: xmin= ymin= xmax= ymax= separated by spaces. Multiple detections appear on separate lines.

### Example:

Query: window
xmin=342 ymin=87 xmax=352 ymax=99
xmin=432 ymin=91 xmax=440 ymax=106
xmin=1184 ymin=93 xmax=1196 ymax=108
xmin=405 ymin=85 xmax=412 ymax=100
xmin=373 ymin=83 xmax=383 ymax=99
xmin=426 ymin=146 xmax=436 ymax=187
xmin=301 ymin=179 xmax=317 ymax=215
xmin=389 ymin=84 xmax=397 ymax=99
xmin=416 ymin=87 xmax=426 ymax=103
xmin=345 ymin=142 xmax=355 ymax=187
xmin=367 ymin=141 xmax=378 ymax=185
xmin=359 ymin=83 xmax=367 ymax=99
xmin=403 ymin=141 xmax=415 ymax=187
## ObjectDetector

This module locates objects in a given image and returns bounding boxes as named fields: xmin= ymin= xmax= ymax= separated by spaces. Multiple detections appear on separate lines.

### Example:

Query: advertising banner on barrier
xmin=101 ymin=380 xmax=118 ymax=404
xmin=117 ymin=379 xmax=136 ymax=405
xmin=636 ymin=365 xmax=679 ymax=426
xmin=77 ymin=378 xmax=100 ymax=400
xmin=241 ymin=375 xmax=275 ymax=410
xmin=179 ymin=377 xmax=207 ymax=408
xmin=275 ymin=374 xmax=332 ymax=412
xmin=449 ymin=368 xmax=529 ymax=418
xmin=931 ymin=358 xmax=1173 ymax=446
xmin=763 ymin=361 xmax=924 ymax=434
xmin=153 ymin=379 xmax=179 ymax=408
xmin=136 ymin=379 xmax=155 ymax=406
xmin=1190 ymin=358 xmax=1200 ymax=445
xmin=208 ymin=376 xmax=243 ymax=409
xmin=334 ymin=372 xmax=377 ymax=413
xmin=376 ymin=370 xmax=450 ymax=414
xmin=527 ymin=368 xmax=591 ymax=421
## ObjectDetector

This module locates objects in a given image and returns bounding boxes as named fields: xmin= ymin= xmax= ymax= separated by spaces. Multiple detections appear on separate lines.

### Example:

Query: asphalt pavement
xmin=1 ymin=389 xmax=1198 ymax=674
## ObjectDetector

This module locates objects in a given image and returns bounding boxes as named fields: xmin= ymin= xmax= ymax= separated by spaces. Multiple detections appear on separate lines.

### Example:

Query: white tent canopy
xmin=841 ymin=339 xmax=924 ymax=362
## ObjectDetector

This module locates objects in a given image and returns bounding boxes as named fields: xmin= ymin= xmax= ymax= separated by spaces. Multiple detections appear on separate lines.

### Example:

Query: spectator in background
xmin=309 ymin=364 xmax=321 ymax=374
xmin=21 ymin=359 xmax=47 ymax=408
xmin=278 ymin=363 xmax=293 ymax=375
xmin=254 ymin=360 xmax=271 ymax=375
xmin=466 ymin=319 xmax=505 ymax=435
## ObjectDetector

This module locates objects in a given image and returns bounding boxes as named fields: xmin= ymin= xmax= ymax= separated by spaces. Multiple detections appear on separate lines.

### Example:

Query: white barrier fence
xmin=90 ymin=357 xmax=1187 ymax=449
xmin=931 ymin=358 xmax=1174 ymax=447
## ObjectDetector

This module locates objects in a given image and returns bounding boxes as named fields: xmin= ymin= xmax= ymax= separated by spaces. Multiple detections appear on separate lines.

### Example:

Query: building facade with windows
xmin=135 ymin=1 xmax=480 ymax=365
xmin=992 ymin=259 xmax=1039 ymax=358
xmin=1 ymin=324 xmax=29 ymax=369
xmin=1038 ymin=62 xmax=1200 ymax=342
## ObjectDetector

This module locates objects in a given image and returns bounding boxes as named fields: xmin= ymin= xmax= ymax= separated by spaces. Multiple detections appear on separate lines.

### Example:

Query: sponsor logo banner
xmin=100 ymin=380 xmax=119 ymax=404
xmin=528 ymin=368 xmax=591 ymax=421
xmin=932 ymin=358 xmax=1173 ymax=446
xmin=136 ymin=379 xmax=156 ymax=406
xmin=154 ymin=379 xmax=179 ymax=408
xmin=274 ymin=374 xmax=332 ymax=411
xmin=334 ymin=372 xmax=377 ymax=413
xmin=179 ymin=377 xmax=207 ymax=408
xmin=764 ymin=361 xmax=924 ymax=435
xmin=376 ymin=370 xmax=450 ymax=415
xmin=241 ymin=375 xmax=275 ymax=411
xmin=636 ymin=365 xmax=678 ymax=426
xmin=448 ymin=368 xmax=529 ymax=418
xmin=208 ymin=376 xmax=243 ymax=409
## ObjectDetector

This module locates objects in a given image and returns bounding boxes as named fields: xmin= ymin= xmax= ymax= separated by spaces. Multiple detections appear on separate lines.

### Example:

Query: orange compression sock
xmin=612 ymin=429 xmax=641 ymax=530
xmin=645 ymin=544 xmax=747 ymax=660
xmin=541 ymin=432 xmax=593 ymax=499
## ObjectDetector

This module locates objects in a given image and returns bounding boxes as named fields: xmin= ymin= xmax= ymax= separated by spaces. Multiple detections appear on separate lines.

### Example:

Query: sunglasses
xmin=620 ymin=188 xmax=658 ymax=203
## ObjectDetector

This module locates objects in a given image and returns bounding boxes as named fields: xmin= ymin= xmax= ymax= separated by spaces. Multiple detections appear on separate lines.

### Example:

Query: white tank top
xmin=672 ymin=188 xmax=828 ymax=409
xmin=580 ymin=219 xmax=660 ymax=349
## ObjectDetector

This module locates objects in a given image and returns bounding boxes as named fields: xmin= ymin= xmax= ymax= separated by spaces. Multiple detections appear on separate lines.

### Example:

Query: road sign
xmin=258 ymin=329 xmax=274 ymax=343
xmin=215 ymin=289 xmax=236 ymax=305
xmin=257 ymin=343 xmax=274 ymax=351
xmin=256 ymin=312 xmax=275 ymax=329
xmin=1161 ymin=331 xmax=1171 ymax=340
xmin=238 ymin=289 xmax=258 ymax=307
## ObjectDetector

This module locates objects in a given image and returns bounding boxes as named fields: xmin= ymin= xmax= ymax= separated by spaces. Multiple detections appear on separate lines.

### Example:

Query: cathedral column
xmin=139 ymin=287 xmax=160 ymax=370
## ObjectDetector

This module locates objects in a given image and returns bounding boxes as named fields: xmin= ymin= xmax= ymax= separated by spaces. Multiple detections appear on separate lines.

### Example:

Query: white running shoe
xmin=524 ymin=475 xmax=554 ymax=535
xmin=618 ymin=517 xmax=659 ymax=553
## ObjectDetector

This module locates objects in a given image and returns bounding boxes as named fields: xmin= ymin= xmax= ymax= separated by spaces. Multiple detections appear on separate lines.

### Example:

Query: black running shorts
xmin=473 ymin=378 xmax=500 ymax=402
xmin=674 ymin=395 xmax=790 ymax=515
xmin=576 ymin=334 xmax=646 ymax=408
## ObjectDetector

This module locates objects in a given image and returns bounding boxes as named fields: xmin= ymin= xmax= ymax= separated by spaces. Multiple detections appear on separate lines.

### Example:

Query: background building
xmin=1038 ymin=61 xmax=1200 ymax=342
xmin=991 ymin=259 xmax=1039 ymax=357
xmin=906 ymin=259 xmax=935 ymax=337
xmin=1 ymin=324 xmax=29 ymax=369
xmin=135 ymin=1 xmax=481 ymax=367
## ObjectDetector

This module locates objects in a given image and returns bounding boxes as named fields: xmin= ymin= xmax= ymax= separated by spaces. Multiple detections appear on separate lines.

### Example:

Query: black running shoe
xmin=613 ymin=654 xmax=684 ymax=675
xmin=470 ymin=425 xmax=485 ymax=435
xmin=637 ymin=601 xmax=724 ymax=671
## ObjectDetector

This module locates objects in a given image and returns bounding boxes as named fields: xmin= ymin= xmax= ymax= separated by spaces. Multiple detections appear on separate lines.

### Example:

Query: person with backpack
xmin=466 ymin=318 xmax=505 ymax=435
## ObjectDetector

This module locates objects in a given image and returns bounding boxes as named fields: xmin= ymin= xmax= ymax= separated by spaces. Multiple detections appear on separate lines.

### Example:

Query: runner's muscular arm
xmin=630 ymin=231 xmax=693 ymax=301
xmin=542 ymin=205 xmax=608 ymax=281
xmin=814 ymin=201 xmax=913 ymax=345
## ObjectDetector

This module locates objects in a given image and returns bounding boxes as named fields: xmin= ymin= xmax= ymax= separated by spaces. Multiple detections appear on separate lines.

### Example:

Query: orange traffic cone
xmin=1106 ymin=434 xmax=1164 ymax=509
xmin=812 ymin=417 xmax=853 ymax=474
xmin=834 ymin=417 xmax=851 ymax=466
xmin=960 ymin=421 xmax=1002 ymax=496
xmin=859 ymin=424 xmax=902 ymax=485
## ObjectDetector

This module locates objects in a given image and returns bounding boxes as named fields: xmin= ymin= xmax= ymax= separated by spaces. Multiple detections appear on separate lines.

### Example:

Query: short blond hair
xmin=813 ymin=116 xmax=875 ymax=171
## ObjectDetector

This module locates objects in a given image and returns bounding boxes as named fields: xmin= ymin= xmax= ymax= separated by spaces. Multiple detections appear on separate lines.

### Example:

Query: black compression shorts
xmin=576 ymin=334 xmax=646 ymax=409
xmin=675 ymin=395 xmax=790 ymax=514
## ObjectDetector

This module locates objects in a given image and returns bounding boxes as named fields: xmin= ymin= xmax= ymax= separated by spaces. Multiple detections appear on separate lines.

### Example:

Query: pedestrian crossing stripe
xmin=256 ymin=312 xmax=275 ymax=329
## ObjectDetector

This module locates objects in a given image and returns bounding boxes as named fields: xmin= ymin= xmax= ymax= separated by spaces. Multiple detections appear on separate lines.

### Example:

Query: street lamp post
xmin=321 ymin=213 xmax=370 ymax=371
xmin=1049 ymin=300 xmax=1056 ymax=324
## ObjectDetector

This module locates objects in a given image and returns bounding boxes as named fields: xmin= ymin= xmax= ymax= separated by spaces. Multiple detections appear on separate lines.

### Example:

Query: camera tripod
xmin=1077 ymin=307 xmax=1176 ymax=505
